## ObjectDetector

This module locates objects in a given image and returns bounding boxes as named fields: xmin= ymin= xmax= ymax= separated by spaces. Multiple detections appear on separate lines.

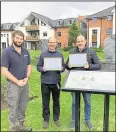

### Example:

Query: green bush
xmin=91 ymin=47 xmax=103 ymax=52
xmin=61 ymin=46 xmax=73 ymax=52
xmin=56 ymin=47 xmax=62 ymax=51
xmin=31 ymin=56 xmax=39 ymax=65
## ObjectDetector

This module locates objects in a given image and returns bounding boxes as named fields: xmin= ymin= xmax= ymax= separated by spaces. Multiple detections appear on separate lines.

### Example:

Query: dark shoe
xmin=43 ymin=121 xmax=49 ymax=129
xmin=54 ymin=120 xmax=61 ymax=127
xmin=70 ymin=120 xmax=75 ymax=129
xmin=85 ymin=120 xmax=93 ymax=130
xmin=19 ymin=122 xmax=32 ymax=131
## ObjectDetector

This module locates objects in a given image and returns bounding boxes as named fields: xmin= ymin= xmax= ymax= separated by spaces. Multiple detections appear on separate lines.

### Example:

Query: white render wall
xmin=112 ymin=9 xmax=115 ymax=35
xmin=39 ymin=20 xmax=55 ymax=39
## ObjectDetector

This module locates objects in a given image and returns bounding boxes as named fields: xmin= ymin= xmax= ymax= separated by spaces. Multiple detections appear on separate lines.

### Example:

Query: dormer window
xmin=93 ymin=16 xmax=97 ymax=23
xmin=107 ymin=15 xmax=112 ymax=21
xmin=5 ymin=24 xmax=10 ymax=29
xmin=41 ymin=21 xmax=46 ymax=26
xmin=58 ymin=21 xmax=61 ymax=25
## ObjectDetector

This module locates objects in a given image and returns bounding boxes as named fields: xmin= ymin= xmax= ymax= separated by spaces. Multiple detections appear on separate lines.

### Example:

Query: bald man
xmin=36 ymin=37 xmax=65 ymax=129
xmin=66 ymin=35 xmax=101 ymax=130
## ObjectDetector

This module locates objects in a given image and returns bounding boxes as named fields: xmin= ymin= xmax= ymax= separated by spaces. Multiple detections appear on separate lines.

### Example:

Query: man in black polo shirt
xmin=1 ymin=30 xmax=32 ymax=131
xmin=36 ymin=37 xmax=65 ymax=129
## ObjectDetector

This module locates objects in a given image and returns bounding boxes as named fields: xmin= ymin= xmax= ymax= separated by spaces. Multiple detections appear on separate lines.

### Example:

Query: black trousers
xmin=41 ymin=83 xmax=60 ymax=122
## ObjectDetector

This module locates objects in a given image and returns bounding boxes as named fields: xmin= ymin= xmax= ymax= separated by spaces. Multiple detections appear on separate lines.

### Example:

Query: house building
xmin=86 ymin=6 xmax=115 ymax=48
xmin=15 ymin=12 xmax=87 ymax=49
xmin=1 ymin=23 xmax=19 ymax=49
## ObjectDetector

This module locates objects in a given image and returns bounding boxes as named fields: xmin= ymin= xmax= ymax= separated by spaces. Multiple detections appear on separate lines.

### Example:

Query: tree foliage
xmin=68 ymin=22 xmax=81 ymax=47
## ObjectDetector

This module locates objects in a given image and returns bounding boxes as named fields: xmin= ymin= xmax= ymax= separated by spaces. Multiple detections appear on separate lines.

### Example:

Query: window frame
xmin=43 ymin=32 xmax=47 ymax=37
xmin=57 ymin=32 xmax=61 ymax=37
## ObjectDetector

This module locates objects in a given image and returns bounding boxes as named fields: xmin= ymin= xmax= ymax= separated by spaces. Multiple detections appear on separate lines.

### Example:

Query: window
xmin=69 ymin=20 xmax=72 ymax=24
xmin=80 ymin=22 xmax=87 ymax=28
xmin=31 ymin=18 xmax=36 ymax=25
xmin=5 ymin=24 xmax=10 ymax=29
xmin=58 ymin=21 xmax=61 ymax=25
xmin=2 ymin=42 xmax=6 ymax=49
xmin=57 ymin=32 xmax=61 ymax=37
xmin=38 ymin=19 xmax=39 ymax=25
xmin=21 ymin=22 xmax=24 ymax=26
xmin=93 ymin=16 xmax=97 ymax=23
xmin=92 ymin=30 xmax=97 ymax=35
xmin=31 ymin=31 xmax=39 ymax=36
xmin=106 ymin=28 xmax=112 ymax=35
xmin=41 ymin=21 xmax=46 ymax=26
xmin=43 ymin=32 xmax=47 ymax=37
xmin=23 ymin=42 xmax=27 ymax=49
xmin=92 ymin=42 xmax=97 ymax=48
xmin=107 ymin=15 xmax=112 ymax=21
xmin=31 ymin=32 xmax=37 ymax=37
xmin=83 ymin=22 xmax=87 ymax=28
xmin=57 ymin=43 xmax=61 ymax=47
xmin=38 ymin=30 xmax=40 ymax=36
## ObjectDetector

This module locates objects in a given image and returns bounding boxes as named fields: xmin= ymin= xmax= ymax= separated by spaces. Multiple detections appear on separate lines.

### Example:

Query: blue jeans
xmin=71 ymin=92 xmax=91 ymax=121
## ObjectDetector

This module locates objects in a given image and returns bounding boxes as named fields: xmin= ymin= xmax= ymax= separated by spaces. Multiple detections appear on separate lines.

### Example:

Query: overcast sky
xmin=1 ymin=2 xmax=115 ymax=23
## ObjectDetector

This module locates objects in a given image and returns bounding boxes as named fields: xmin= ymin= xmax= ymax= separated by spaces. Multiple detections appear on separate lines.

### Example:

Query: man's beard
xmin=13 ymin=41 xmax=22 ymax=47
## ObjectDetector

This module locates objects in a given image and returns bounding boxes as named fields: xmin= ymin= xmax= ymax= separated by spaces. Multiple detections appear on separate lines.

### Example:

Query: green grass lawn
xmin=1 ymin=50 xmax=115 ymax=131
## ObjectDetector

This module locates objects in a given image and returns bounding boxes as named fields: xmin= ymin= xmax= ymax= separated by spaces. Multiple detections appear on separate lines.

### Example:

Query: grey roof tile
xmin=86 ymin=6 xmax=115 ymax=19
xmin=32 ymin=12 xmax=78 ymax=28
xmin=1 ymin=23 xmax=20 ymax=31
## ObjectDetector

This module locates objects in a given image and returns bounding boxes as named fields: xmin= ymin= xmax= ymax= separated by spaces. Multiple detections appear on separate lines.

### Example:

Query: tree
xmin=68 ymin=22 xmax=81 ymax=47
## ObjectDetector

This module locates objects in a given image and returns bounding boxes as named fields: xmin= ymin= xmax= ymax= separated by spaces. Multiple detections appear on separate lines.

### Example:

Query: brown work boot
xmin=54 ymin=120 xmax=61 ymax=127
xmin=19 ymin=122 xmax=32 ymax=131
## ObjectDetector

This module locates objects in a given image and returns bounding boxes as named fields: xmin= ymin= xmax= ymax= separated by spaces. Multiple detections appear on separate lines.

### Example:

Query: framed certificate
xmin=44 ymin=57 xmax=62 ymax=71
xmin=69 ymin=53 xmax=87 ymax=67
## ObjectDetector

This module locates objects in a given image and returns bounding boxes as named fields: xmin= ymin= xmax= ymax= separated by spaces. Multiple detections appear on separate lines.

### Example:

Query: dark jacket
xmin=36 ymin=50 xmax=65 ymax=84
xmin=65 ymin=46 xmax=101 ymax=71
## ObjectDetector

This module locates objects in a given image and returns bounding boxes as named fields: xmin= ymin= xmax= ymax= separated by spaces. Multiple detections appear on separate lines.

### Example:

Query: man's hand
xmin=84 ymin=62 xmax=89 ymax=69
xmin=60 ymin=67 xmax=64 ymax=71
xmin=16 ymin=80 xmax=26 ymax=87
xmin=23 ymin=77 xmax=29 ymax=85
xmin=43 ymin=66 xmax=46 ymax=72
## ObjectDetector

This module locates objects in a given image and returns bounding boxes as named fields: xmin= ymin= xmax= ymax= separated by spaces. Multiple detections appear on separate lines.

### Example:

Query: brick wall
xmin=88 ymin=18 xmax=113 ymax=48
xmin=55 ymin=27 xmax=70 ymax=48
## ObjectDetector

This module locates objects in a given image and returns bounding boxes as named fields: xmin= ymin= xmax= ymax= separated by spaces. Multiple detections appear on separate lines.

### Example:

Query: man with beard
xmin=1 ymin=30 xmax=32 ymax=131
